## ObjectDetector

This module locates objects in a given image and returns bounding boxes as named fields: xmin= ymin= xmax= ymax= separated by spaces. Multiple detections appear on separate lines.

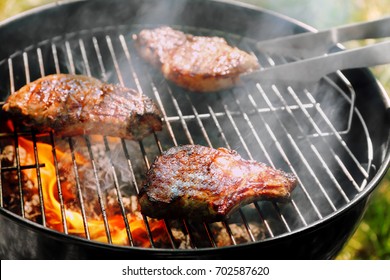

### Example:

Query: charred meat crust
xmin=2 ymin=74 xmax=163 ymax=140
xmin=133 ymin=26 xmax=260 ymax=92
xmin=139 ymin=145 xmax=298 ymax=222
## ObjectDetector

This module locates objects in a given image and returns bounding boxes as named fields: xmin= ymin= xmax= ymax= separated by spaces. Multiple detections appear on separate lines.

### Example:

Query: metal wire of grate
xmin=0 ymin=24 xmax=373 ymax=249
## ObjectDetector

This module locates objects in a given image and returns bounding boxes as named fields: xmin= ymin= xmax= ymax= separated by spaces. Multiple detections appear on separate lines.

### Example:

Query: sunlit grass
xmin=0 ymin=0 xmax=55 ymax=21
xmin=337 ymin=176 xmax=390 ymax=259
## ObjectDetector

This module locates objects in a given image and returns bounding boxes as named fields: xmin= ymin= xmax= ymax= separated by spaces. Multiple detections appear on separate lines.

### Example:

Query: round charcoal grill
xmin=0 ymin=0 xmax=389 ymax=259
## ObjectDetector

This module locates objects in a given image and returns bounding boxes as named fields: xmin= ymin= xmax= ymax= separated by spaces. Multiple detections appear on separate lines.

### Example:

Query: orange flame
xmin=16 ymin=135 xmax=167 ymax=247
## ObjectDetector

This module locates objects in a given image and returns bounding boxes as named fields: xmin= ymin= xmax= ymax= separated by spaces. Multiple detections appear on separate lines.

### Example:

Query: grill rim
xmin=0 ymin=193 xmax=371 ymax=258
xmin=0 ymin=0 xmax=319 ymax=62
xmin=0 ymin=0 xmax=389 ymax=259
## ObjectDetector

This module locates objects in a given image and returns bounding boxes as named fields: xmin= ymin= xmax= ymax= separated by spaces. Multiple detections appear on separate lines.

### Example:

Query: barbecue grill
xmin=0 ymin=0 xmax=389 ymax=259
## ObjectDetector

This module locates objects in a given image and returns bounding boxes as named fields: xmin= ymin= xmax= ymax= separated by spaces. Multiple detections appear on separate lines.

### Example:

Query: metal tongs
xmin=241 ymin=16 xmax=390 ymax=86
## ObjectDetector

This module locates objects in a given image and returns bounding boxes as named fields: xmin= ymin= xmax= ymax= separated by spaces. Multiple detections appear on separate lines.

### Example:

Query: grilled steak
xmin=139 ymin=145 xmax=297 ymax=222
xmin=133 ymin=26 xmax=260 ymax=92
xmin=2 ymin=74 xmax=163 ymax=140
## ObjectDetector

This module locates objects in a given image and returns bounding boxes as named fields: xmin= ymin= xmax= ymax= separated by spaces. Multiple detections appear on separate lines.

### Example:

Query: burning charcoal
xmin=119 ymin=195 xmax=140 ymax=214
xmin=1 ymin=145 xmax=27 ymax=167
xmin=208 ymin=222 xmax=267 ymax=247
xmin=170 ymin=228 xmax=192 ymax=249
xmin=104 ymin=189 xmax=133 ymax=217
xmin=1 ymin=145 xmax=41 ymax=222
xmin=1 ymin=145 xmax=16 ymax=165
xmin=227 ymin=223 xmax=266 ymax=244
xmin=24 ymin=194 xmax=41 ymax=222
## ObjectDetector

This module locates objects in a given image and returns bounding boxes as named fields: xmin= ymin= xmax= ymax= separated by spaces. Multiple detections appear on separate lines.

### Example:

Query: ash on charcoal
xmin=1 ymin=145 xmax=42 ymax=223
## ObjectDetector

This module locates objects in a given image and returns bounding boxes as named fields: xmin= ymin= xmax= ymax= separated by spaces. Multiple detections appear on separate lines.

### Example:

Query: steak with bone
xmin=2 ymin=74 xmax=163 ymax=140
xmin=138 ymin=145 xmax=298 ymax=222
xmin=133 ymin=26 xmax=260 ymax=92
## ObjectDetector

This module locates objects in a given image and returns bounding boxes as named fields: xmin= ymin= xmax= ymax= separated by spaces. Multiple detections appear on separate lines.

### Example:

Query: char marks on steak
xmin=139 ymin=145 xmax=298 ymax=222
xmin=133 ymin=26 xmax=260 ymax=92
xmin=2 ymin=74 xmax=163 ymax=140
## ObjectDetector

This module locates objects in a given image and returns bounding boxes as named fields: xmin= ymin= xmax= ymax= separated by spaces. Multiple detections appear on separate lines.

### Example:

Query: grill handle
xmin=256 ymin=16 xmax=390 ymax=59
xmin=241 ymin=40 xmax=390 ymax=87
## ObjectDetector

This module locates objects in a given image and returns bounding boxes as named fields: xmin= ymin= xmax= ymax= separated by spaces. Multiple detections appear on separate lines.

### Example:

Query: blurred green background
xmin=1 ymin=0 xmax=389 ymax=259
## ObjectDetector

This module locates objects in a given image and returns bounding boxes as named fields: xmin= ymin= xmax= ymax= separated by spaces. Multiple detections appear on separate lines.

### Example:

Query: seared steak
xmin=2 ymin=74 xmax=163 ymax=140
xmin=139 ymin=145 xmax=297 ymax=222
xmin=133 ymin=26 xmax=260 ymax=92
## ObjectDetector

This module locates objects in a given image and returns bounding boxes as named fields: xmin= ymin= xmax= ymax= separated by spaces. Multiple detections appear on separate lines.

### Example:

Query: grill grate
xmin=0 ymin=24 xmax=373 ymax=249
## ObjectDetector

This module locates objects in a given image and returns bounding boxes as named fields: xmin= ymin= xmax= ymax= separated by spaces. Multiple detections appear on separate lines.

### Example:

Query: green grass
xmin=337 ymin=174 xmax=390 ymax=260
xmin=0 ymin=0 xmax=56 ymax=21
xmin=1 ymin=0 xmax=389 ymax=260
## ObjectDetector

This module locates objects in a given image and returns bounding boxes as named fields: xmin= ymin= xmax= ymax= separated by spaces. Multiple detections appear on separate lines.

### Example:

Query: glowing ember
xmin=13 ymin=135 xmax=167 ymax=247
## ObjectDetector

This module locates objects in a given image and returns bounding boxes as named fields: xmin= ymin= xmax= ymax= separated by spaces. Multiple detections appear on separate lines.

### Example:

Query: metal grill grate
xmin=0 ymin=24 xmax=373 ymax=249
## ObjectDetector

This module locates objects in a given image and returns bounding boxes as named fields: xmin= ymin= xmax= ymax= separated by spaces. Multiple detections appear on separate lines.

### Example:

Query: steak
xmin=139 ymin=145 xmax=298 ymax=222
xmin=2 ymin=74 xmax=163 ymax=140
xmin=133 ymin=26 xmax=260 ymax=92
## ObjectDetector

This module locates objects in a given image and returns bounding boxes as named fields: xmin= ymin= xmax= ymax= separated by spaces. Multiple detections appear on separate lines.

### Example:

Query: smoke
xmin=241 ymin=0 xmax=354 ymax=29
xmin=55 ymin=136 xmax=149 ymax=202
xmin=132 ymin=0 xmax=188 ymax=26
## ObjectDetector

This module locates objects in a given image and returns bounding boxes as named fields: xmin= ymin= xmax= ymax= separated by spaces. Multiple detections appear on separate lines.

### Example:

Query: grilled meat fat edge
xmin=2 ymin=74 xmax=163 ymax=140
xmin=139 ymin=144 xmax=298 ymax=222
